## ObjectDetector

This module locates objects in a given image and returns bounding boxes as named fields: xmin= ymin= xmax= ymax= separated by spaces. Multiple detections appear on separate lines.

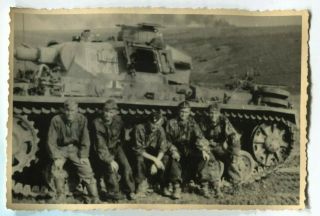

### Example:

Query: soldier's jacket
xmin=132 ymin=123 xmax=173 ymax=155
xmin=200 ymin=115 xmax=239 ymax=148
xmin=165 ymin=117 xmax=208 ymax=156
xmin=47 ymin=113 xmax=90 ymax=159
xmin=93 ymin=115 xmax=124 ymax=163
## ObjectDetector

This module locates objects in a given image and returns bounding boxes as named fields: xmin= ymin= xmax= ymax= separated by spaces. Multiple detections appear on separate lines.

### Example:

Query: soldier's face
xmin=64 ymin=105 xmax=78 ymax=122
xmin=148 ymin=120 xmax=162 ymax=132
xmin=179 ymin=108 xmax=191 ymax=121
xmin=209 ymin=110 xmax=220 ymax=124
xmin=103 ymin=109 xmax=117 ymax=123
xmin=149 ymin=122 xmax=157 ymax=132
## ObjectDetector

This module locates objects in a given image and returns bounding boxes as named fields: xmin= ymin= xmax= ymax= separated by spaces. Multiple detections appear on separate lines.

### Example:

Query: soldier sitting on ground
xmin=132 ymin=111 xmax=176 ymax=198
xmin=92 ymin=99 xmax=136 ymax=201
xmin=46 ymin=99 xmax=100 ymax=203
xmin=200 ymin=103 xmax=242 ymax=194
xmin=165 ymin=101 xmax=218 ymax=199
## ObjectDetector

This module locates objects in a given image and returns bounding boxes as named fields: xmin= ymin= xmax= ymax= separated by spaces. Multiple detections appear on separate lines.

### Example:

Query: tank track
xmin=222 ymin=109 xmax=297 ymax=183
xmin=11 ymin=104 xmax=296 ymax=197
xmin=11 ymin=104 xmax=206 ymax=197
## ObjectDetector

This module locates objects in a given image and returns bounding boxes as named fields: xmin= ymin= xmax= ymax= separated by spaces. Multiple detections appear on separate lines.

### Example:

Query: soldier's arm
xmin=224 ymin=117 xmax=239 ymax=140
xmin=224 ymin=117 xmax=241 ymax=153
xmin=193 ymin=121 xmax=210 ymax=153
xmin=132 ymin=125 xmax=147 ymax=154
xmin=112 ymin=116 xmax=124 ymax=144
xmin=78 ymin=117 xmax=91 ymax=158
xmin=93 ymin=120 xmax=114 ymax=163
xmin=164 ymin=120 xmax=180 ymax=155
xmin=193 ymin=121 xmax=204 ymax=140
xmin=164 ymin=119 xmax=175 ymax=146
xmin=47 ymin=117 xmax=62 ymax=159
xmin=156 ymin=127 xmax=168 ymax=160
xmin=133 ymin=125 xmax=158 ymax=161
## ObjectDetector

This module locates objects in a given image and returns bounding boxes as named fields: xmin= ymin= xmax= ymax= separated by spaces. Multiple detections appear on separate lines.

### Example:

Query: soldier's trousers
xmin=134 ymin=153 xmax=170 ymax=186
xmin=50 ymin=145 xmax=96 ymax=189
xmin=167 ymin=152 xmax=220 ymax=184
xmin=212 ymin=143 xmax=242 ymax=183
xmin=102 ymin=145 xmax=135 ymax=194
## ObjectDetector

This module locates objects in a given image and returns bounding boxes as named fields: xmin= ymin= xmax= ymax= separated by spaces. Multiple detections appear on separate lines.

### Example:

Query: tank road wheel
xmin=251 ymin=123 xmax=292 ymax=167
xmin=260 ymin=87 xmax=290 ymax=99
xmin=237 ymin=150 xmax=255 ymax=183
xmin=12 ymin=115 xmax=39 ymax=173
xmin=261 ymin=97 xmax=289 ymax=108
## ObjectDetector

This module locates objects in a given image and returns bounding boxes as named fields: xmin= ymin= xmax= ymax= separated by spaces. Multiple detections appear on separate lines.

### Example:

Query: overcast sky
xmin=13 ymin=13 xmax=302 ymax=31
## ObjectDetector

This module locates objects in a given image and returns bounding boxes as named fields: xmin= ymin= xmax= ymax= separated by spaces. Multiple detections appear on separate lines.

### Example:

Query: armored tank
xmin=11 ymin=23 xmax=297 ymax=197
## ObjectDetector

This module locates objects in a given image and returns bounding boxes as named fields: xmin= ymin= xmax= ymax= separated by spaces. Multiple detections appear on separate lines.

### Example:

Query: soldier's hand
xmin=53 ymin=159 xmax=64 ymax=169
xmin=79 ymin=158 xmax=89 ymax=165
xmin=209 ymin=140 xmax=218 ymax=147
xmin=202 ymin=151 xmax=210 ymax=161
xmin=110 ymin=160 xmax=119 ymax=173
xmin=172 ymin=151 xmax=181 ymax=161
xmin=150 ymin=164 xmax=158 ymax=175
xmin=153 ymin=158 xmax=165 ymax=170
xmin=222 ymin=142 xmax=228 ymax=150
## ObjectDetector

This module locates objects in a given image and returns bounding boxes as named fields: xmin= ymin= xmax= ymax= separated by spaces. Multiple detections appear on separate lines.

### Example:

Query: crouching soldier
xmin=165 ymin=101 xmax=217 ymax=199
xmin=132 ymin=111 xmax=173 ymax=197
xmin=200 ymin=103 xmax=242 ymax=193
xmin=47 ymin=99 xmax=100 ymax=203
xmin=93 ymin=99 xmax=136 ymax=200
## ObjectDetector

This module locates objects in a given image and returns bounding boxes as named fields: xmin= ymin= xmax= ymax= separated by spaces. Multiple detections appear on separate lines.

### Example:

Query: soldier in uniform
xmin=47 ymin=99 xmax=100 ymax=203
xmin=132 ymin=111 xmax=176 ymax=197
xmin=93 ymin=99 xmax=136 ymax=200
xmin=165 ymin=101 xmax=217 ymax=199
xmin=200 ymin=103 xmax=242 ymax=193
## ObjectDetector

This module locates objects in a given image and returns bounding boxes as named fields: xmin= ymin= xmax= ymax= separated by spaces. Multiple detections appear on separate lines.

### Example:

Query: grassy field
xmin=164 ymin=26 xmax=301 ymax=94
xmin=12 ymin=25 xmax=302 ymax=205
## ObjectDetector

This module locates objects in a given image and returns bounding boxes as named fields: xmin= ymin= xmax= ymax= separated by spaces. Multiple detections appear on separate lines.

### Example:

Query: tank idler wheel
xmin=12 ymin=115 xmax=39 ymax=173
xmin=251 ymin=123 xmax=292 ymax=167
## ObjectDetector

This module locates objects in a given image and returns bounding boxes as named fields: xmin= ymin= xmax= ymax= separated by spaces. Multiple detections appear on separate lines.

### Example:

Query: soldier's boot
xmin=172 ymin=183 xmax=182 ymax=199
xmin=200 ymin=182 xmax=210 ymax=199
xmin=85 ymin=183 xmax=101 ymax=204
xmin=212 ymin=181 xmax=223 ymax=198
xmin=127 ymin=192 xmax=136 ymax=200
xmin=53 ymin=178 xmax=66 ymax=203
xmin=163 ymin=183 xmax=173 ymax=197
xmin=105 ymin=190 xmax=125 ymax=201
xmin=135 ymin=179 xmax=148 ymax=198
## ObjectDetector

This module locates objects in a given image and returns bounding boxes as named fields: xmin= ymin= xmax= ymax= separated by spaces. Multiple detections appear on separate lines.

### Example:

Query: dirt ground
xmin=12 ymin=25 xmax=302 ymax=205
xmin=13 ymin=160 xmax=300 ymax=205
xmin=13 ymin=133 xmax=301 ymax=205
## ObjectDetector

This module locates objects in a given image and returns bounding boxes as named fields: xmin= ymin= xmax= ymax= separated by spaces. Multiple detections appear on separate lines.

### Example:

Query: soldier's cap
xmin=208 ymin=103 xmax=220 ymax=112
xmin=177 ymin=101 xmax=191 ymax=110
xmin=148 ymin=111 xmax=162 ymax=124
xmin=64 ymin=99 xmax=78 ymax=109
xmin=103 ymin=99 xmax=118 ymax=111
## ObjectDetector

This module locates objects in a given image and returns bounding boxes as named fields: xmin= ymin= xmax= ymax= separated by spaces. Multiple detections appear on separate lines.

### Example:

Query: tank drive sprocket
xmin=12 ymin=115 xmax=40 ymax=174
xmin=251 ymin=122 xmax=293 ymax=167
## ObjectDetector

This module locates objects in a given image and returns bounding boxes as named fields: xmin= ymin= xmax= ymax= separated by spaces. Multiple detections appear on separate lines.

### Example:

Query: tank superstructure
xmin=12 ymin=23 xmax=297 ymax=197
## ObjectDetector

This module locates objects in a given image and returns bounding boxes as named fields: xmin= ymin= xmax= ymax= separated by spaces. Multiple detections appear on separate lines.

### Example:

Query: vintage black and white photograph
xmin=7 ymin=8 xmax=308 ymax=209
